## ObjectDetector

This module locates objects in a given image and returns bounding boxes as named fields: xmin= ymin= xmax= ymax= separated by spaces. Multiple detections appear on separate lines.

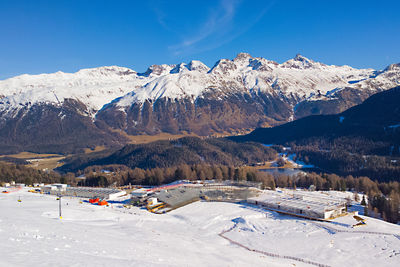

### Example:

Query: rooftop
xmin=249 ymin=189 xmax=347 ymax=214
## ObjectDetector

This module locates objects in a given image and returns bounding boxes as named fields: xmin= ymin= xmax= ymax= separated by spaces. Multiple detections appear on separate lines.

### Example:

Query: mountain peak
xmin=170 ymin=63 xmax=188 ymax=74
xmin=234 ymin=52 xmax=253 ymax=62
xmin=78 ymin=66 xmax=136 ymax=76
xmin=209 ymin=59 xmax=237 ymax=74
xmin=188 ymin=60 xmax=209 ymax=72
xmin=293 ymin=54 xmax=315 ymax=63
xmin=140 ymin=64 xmax=174 ymax=76
xmin=281 ymin=54 xmax=321 ymax=69
xmin=384 ymin=63 xmax=400 ymax=72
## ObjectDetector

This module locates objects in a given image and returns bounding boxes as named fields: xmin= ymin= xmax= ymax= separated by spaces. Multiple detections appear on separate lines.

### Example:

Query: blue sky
xmin=1 ymin=0 xmax=399 ymax=79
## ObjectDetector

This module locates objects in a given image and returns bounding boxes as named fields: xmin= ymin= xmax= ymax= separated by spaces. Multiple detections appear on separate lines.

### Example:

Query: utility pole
xmin=59 ymin=195 xmax=62 ymax=219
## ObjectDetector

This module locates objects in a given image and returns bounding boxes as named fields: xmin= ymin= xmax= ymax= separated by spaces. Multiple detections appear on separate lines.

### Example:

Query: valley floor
xmin=0 ymin=188 xmax=399 ymax=267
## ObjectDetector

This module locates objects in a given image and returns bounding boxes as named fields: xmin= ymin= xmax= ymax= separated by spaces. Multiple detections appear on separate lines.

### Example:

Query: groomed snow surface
xmin=1 ymin=188 xmax=399 ymax=267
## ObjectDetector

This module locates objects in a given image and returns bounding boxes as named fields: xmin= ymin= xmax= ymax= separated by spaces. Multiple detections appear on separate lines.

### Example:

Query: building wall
xmin=324 ymin=206 xmax=346 ymax=219
xmin=108 ymin=191 xmax=126 ymax=200
xmin=250 ymin=199 xmax=326 ymax=219
xmin=41 ymin=186 xmax=125 ymax=200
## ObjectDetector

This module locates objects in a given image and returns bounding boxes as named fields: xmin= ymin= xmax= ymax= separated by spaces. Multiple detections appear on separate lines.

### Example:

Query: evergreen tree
xmin=361 ymin=195 xmax=367 ymax=206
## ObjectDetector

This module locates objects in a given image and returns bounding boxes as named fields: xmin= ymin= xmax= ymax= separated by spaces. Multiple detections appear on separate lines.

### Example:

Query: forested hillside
xmin=0 ymin=162 xmax=73 ymax=185
xmin=231 ymin=87 xmax=400 ymax=181
xmin=58 ymin=137 xmax=277 ymax=173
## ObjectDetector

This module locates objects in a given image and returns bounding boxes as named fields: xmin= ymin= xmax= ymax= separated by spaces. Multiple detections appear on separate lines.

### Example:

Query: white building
xmin=52 ymin=184 xmax=68 ymax=191
xmin=248 ymin=190 xmax=347 ymax=220
xmin=41 ymin=185 xmax=126 ymax=200
xmin=62 ymin=187 xmax=125 ymax=200
xmin=130 ymin=188 xmax=149 ymax=199
xmin=41 ymin=185 xmax=58 ymax=193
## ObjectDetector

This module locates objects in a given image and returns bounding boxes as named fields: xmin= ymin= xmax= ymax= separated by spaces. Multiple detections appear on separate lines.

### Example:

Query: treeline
xmin=0 ymin=157 xmax=29 ymax=165
xmin=0 ymin=162 xmax=75 ymax=185
xmin=290 ymin=141 xmax=400 ymax=182
xmin=368 ymin=192 xmax=400 ymax=223
xmin=80 ymin=164 xmax=275 ymax=189
xmin=292 ymin=136 xmax=397 ymax=156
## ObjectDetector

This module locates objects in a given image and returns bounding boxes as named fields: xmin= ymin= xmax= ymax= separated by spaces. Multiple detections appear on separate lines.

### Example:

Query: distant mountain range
xmin=58 ymin=87 xmax=400 ymax=180
xmin=1 ymin=53 xmax=399 ymax=154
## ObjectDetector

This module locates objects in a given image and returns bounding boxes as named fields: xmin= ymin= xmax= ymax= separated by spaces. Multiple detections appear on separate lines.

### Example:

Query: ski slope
xmin=0 ymin=188 xmax=399 ymax=267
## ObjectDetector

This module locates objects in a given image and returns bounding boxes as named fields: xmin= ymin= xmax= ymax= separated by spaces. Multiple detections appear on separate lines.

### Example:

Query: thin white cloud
xmin=189 ymin=2 xmax=273 ymax=56
xmin=177 ymin=0 xmax=238 ymax=49
xmin=150 ymin=0 xmax=274 ymax=57
xmin=169 ymin=0 xmax=240 ymax=55
xmin=161 ymin=0 xmax=274 ymax=56
xmin=153 ymin=5 xmax=175 ymax=34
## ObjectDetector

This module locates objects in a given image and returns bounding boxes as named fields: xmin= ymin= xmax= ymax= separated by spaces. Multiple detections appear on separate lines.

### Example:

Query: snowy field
xmin=1 ymin=188 xmax=399 ymax=267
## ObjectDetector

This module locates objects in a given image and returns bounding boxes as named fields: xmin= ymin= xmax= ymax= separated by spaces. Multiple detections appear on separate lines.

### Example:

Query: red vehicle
xmin=89 ymin=198 xmax=99 ymax=204
xmin=98 ymin=200 xmax=108 ymax=206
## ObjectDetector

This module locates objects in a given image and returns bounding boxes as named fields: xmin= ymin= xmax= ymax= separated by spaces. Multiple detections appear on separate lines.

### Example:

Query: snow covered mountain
xmin=0 ymin=53 xmax=399 ymax=154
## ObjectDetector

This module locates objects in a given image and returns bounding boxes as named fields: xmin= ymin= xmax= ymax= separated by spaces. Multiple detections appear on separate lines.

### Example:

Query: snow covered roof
xmin=131 ymin=188 xmax=148 ymax=197
xmin=249 ymin=190 xmax=347 ymax=214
